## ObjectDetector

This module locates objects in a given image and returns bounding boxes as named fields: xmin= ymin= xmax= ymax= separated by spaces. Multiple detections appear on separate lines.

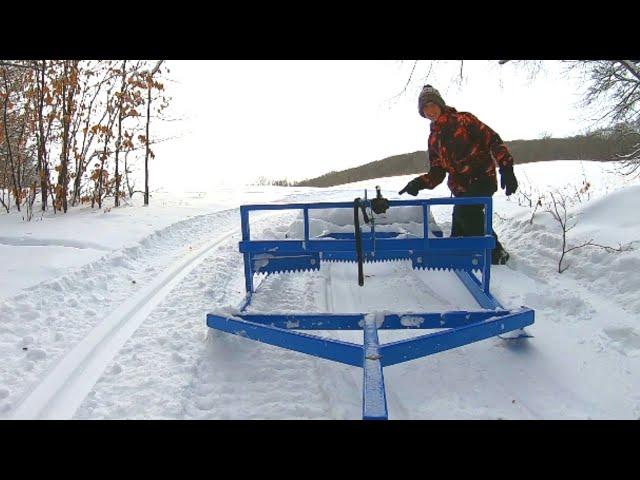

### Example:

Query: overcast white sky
xmin=150 ymin=60 xmax=588 ymax=190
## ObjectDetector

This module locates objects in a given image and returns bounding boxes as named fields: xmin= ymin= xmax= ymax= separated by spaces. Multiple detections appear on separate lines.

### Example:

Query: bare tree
xmin=546 ymin=191 xmax=583 ymax=273
xmin=55 ymin=60 xmax=80 ymax=213
xmin=34 ymin=60 xmax=49 ymax=210
xmin=113 ymin=60 xmax=127 ymax=207
xmin=545 ymin=190 xmax=633 ymax=273
xmin=93 ymin=89 xmax=120 ymax=209
xmin=602 ymin=121 xmax=640 ymax=179
xmin=0 ymin=59 xmax=173 ymax=216
xmin=70 ymin=61 xmax=118 ymax=206
xmin=143 ymin=60 xmax=164 ymax=206
xmin=0 ymin=63 xmax=34 ymax=212
xmin=505 ymin=60 xmax=640 ymax=176
xmin=575 ymin=61 xmax=640 ymax=125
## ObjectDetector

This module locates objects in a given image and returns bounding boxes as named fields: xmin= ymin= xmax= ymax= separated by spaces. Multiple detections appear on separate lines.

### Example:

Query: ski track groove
xmin=74 ymin=209 xmax=344 ymax=420
xmin=2 ymin=208 xmax=239 ymax=418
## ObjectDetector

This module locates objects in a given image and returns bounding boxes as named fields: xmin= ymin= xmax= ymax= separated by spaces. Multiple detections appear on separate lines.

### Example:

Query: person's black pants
xmin=451 ymin=202 xmax=506 ymax=260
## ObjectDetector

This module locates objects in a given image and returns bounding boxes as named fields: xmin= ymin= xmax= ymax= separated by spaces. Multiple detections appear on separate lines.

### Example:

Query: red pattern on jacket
xmin=418 ymin=106 xmax=514 ymax=196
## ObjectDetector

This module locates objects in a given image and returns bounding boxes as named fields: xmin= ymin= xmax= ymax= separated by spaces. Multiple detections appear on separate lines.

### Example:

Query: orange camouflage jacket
xmin=418 ymin=106 xmax=514 ymax=196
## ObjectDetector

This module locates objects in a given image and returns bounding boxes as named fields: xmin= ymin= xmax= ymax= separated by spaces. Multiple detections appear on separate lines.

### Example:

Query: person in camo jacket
xmin=399 ymin=84 xmax=518 ymax=265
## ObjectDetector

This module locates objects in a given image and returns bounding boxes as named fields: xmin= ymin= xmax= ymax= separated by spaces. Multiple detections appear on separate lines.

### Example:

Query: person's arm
xmin=469 ymin=114 xmax=518 ymax=195
xmin=399 ymin=136 xmax=446 ymax=195
xmin=418 ymin=145 xmax=446 ymax=189
xmin=470 ymin=114 xmax=514 ymax=169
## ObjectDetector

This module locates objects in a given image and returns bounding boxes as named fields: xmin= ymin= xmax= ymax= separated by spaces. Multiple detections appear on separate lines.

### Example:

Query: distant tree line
xmin=0 ymin=60 xmax=170 ymax=219
xmin=294 ymin=127 xmax=639 ymax=188
xmin=251 ymin=176 xmax=296 ymax=186
xmin=509 ymin=126 xmax=639 ymax=164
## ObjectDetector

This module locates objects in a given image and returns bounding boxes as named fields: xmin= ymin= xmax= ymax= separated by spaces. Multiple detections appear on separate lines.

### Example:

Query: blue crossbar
xmin=206 ymin=308 xmax=535 ymax=418
xmin=239 ymin=197 xmax=495 ymax=301
xmin=207 ymin=196 xmax=535 ymax=419
xmin=207 ymin=313 xmax=362 ymax=367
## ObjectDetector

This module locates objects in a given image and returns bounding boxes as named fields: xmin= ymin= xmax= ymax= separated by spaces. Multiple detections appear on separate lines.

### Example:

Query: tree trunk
xmin=96 ymin=149 xmax=107 ymax=209
xmin=124 ymin=150 xmax=134 ymax=198
xmin=0 ymin=161 xmax=9 ymax=212
xmin=37 ymin=60 xmax=48 ymax=211
xmin=2 ymin=69 xmax=20 ymax=212
xmin=57 ymin=61 xmax=70 ymax=213
xmin=144 ymin=82 xmax=151 ymax=206
xmin=114 ymin=60 xmax=126 ymax=208
xmin=144 ymin=60 xmax=162 ymax=206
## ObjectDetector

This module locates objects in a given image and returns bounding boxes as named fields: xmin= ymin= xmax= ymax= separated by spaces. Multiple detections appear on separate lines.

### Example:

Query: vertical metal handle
xmin=354 ymin=198 xmax=365 ymax=286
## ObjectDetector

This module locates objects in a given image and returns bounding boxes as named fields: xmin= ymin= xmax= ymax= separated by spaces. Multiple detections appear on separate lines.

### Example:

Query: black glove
xmin=398 ymin=177 xmax=424 ymax=196
xmin=500 ymin=166 xmax=518 ymax=196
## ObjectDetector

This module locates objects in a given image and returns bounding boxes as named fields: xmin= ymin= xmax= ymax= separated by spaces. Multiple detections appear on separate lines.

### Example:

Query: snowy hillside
xmin=1 ymin=160 xmax=639 ymax=419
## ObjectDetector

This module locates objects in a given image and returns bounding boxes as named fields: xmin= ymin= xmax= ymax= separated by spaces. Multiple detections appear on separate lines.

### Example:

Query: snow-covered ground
xmin=1 ymin=160 xmax=639 ymax=419
xmin=0 ymin=187 xmax=306 ymax=298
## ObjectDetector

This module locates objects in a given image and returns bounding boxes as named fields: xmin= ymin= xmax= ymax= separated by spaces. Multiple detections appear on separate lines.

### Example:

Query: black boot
xmin=492 ymin=241 xmax=510 ymax=265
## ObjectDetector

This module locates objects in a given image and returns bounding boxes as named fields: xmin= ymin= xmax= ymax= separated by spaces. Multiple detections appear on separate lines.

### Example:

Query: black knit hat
xmin=418 ymin=84 xmax=446 ymax=117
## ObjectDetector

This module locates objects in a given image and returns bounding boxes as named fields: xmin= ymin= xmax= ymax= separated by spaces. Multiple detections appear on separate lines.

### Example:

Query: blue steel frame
xmin=206 ymin=197 xmax=534 ymax=420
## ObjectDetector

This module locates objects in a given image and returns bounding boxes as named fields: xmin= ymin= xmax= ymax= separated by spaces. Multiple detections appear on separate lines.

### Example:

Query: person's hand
xmin=500 ymin=166 xmax=518 ymax=196
xmin=398 ymin=177 xmax=424 ymax=196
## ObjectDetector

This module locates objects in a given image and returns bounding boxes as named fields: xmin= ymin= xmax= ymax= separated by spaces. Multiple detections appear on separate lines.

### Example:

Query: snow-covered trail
xmin=11 ymin=226 xmax=239 ymax=419
xmin=73 ymin=221 xmax=640 ymax=419
xmin=73 ymin=209 xmax=346 ymax=419
xmin=2 ymin=207 xmax=264 ymax=418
